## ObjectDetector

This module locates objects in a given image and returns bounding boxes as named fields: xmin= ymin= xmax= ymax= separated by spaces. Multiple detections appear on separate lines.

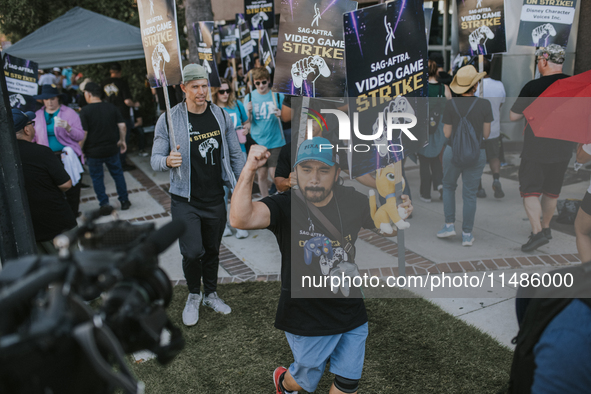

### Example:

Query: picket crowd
xmin=10 ymin=42 xmax=591 ymax=393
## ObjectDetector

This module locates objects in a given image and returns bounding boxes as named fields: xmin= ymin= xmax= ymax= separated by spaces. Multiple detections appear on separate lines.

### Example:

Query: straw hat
xmin=449 ymin=65 xmax=487 ymax=95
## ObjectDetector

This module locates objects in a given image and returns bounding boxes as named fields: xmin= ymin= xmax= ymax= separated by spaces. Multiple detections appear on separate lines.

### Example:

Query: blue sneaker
xmin=462 ymin=233 xmax=474 ymax=246
xmin=437 ymin=224 xmax=456 ymax=238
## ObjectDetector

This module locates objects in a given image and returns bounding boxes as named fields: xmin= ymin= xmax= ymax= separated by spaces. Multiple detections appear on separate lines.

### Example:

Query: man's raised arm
xmin=230 ymin=145 xmax=272 ymax=230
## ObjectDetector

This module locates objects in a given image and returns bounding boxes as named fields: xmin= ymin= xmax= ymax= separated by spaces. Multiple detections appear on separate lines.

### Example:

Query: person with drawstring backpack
xmin=436 ymin=65 xmax=493 ymax=247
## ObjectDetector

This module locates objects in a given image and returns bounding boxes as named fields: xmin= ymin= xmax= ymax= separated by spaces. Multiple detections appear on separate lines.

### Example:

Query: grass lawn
xmin=130 ymin=281 xmax=512 ymax=393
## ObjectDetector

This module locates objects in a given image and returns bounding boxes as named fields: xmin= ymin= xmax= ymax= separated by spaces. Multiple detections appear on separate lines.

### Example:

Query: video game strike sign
xmin=3 ymin=54 xmax=38 ymax=112
xmin=244 ymin=0 xmax=275 ymax=30
xmin=516 ymin=0 xmax=577 ymax=47
xmin=193 ymin=21 xmax=222 ymax=87
xmin=137 ymin=0 xmax=183 ymax=88
xmin=273 ymin=0 xmax=357 ymax=98
xmin=219 ymin=24 xmax=238 ymax=61
xmin=344 ymin=0 xmax=428 ymax=178
xmin=457 ymin=0 xmax=507 ymax=56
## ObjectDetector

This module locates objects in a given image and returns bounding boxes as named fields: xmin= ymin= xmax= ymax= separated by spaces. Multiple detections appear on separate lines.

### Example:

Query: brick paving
xmin=127 ymin=164 xmax=582 ymax=286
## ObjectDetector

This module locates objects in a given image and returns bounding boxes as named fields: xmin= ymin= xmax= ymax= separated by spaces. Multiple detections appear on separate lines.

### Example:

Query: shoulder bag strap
xmin=451 ymin=98 xmax=479 ymax=119
xmin=294 ymin=188 xmax=356 ymax=258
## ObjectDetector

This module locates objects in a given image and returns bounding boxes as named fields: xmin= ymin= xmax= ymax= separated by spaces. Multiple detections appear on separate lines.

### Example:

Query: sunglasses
xmin=27 ymin=121 xmax=35 ymax=126
xmin=218 ymin=89 xmax=231 ymax=94
xmin=255 ymin=80 xmax=268 ymax=86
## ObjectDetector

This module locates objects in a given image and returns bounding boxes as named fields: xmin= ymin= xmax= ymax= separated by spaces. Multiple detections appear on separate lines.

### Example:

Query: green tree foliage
xmin=0 ymin=0 xmax=139 ymax=43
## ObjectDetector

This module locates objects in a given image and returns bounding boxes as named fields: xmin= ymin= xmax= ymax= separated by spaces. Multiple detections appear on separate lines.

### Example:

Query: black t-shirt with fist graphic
xmin=187 ymin=102 xmax=224 ymax=206
xmin=261 ymin=185 xmax=373 ymax=336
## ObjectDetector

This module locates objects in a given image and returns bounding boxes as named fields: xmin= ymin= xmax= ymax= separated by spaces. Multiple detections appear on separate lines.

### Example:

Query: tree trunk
xmin=574 ymin=1 xmax=591 ymax=75
xmin=184 ymin=0 xmax=214 ymax=63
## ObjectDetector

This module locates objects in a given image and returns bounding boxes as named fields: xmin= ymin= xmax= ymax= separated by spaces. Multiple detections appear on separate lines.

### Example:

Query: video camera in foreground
xmin=0 ymin=207 xmax=187 ymax=394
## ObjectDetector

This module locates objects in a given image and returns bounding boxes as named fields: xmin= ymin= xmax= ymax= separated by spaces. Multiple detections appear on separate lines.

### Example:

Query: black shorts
xmin=518 ymin=159 xmax=569 ymax=198
xmin=484 ymin=137 xmax=501 ymax=161
xmin=581 ymin=192 xmax=591 ymax=216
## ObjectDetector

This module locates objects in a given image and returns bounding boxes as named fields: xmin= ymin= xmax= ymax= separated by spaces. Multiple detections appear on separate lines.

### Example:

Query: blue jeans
xmin=286 ymin=322 xmax=368 ymax=392
xmin=442 ymin=146 xmax=486 ymax=234
xmin=87 ymin=153 xmax=129 ymax=206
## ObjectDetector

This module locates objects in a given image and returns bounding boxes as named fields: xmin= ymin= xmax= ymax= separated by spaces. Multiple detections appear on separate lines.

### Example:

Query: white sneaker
xmin=223 ymin=225 xmax=232 ymax=237
xmin=182 ymin=293 xmax=201 ymax=326
xmin=235 ymin=229 xmax=249 ymax=239
xmin=203 ymin=292 xmax=231 ymax=314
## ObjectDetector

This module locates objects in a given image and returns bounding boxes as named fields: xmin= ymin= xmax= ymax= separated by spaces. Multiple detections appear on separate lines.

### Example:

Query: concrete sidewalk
xmin=78 ymin=150 xmax=587 ymax=349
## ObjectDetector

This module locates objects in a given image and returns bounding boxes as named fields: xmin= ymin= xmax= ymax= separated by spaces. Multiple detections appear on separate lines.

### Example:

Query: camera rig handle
xmin=74 ymin=319 xmax=145 ymax=394
xmin=0 ymin=212 xmax=187 ymax=394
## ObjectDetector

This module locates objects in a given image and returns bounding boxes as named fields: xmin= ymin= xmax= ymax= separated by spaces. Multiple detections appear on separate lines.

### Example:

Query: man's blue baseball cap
xmin=11 ymin=108 xmax=36 ymax=132
xmin=294 ymin=137 xmax=336 ymax=168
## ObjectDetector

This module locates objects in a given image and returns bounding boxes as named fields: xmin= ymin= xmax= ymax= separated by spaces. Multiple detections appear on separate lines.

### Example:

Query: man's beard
xmin=304 ymin=186 xmax=331 ymax=203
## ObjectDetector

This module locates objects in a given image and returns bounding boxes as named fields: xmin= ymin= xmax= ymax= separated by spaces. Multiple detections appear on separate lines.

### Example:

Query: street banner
xmin=274 ymin=0 xmax=358 ymax=98
xmin=344 ymin=0 xmax=429 ymax=177
xmin=193 ymin=21 xmax=222 ymax=87
xmin=244 ymin=0 xmax=275 ymax=30
xmin=238 ymin=19 xmax=256 ymax=74
xmin=516 ymin=0 xmax=577 ymax=47
xmin=259 ymin=29 xmax=276 ymax=74
xmin=137 ymin=0 xmax=183 ymax=88
xmin=457 ymin=0 xmax=507 ymax=56
xmin=220 ymin=24 xmax=238 ymax=61
xmin=3 ymin=54 xmax=38 ymax=112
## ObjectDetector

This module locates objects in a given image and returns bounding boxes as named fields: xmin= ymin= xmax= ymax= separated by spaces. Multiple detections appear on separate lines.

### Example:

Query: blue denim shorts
xmin=285 ymin=322 xmax=368 ymax=392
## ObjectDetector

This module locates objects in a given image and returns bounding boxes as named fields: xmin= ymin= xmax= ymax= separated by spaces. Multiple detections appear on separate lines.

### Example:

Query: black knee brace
xmin=334 ymin=375 xmax=359 ymax=393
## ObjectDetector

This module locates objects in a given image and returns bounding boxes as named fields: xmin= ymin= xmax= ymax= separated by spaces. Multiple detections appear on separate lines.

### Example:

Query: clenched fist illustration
xmin=291 ymin=55 xmax=331 ymax=89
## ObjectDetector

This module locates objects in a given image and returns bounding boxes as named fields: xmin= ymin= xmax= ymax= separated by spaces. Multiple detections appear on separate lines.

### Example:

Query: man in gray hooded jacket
xmin=151 ymin=64 xmax=245 ymax=326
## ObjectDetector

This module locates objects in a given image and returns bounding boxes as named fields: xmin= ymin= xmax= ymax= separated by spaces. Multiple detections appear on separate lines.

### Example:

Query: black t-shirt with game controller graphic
xmin=186 ymin=103 xmax=224 ymax=206
xmin=261 ymin=185 xmax=374 ymax=336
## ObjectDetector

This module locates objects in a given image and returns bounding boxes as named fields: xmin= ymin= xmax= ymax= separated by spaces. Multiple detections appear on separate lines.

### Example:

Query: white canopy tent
xmin=4 ymin=7 xmax=144 ymax=68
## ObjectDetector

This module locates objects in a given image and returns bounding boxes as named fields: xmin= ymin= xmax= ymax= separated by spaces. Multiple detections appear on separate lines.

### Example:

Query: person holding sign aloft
xmin=244 ymin=67 xmax=285 ymax=197
xmin=150 ymin=64 xmax=245 ymax=326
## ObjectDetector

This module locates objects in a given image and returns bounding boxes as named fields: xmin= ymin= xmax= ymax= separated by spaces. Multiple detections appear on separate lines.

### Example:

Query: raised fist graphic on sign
xmin=291 ymin=55 xmax=330 ymax=97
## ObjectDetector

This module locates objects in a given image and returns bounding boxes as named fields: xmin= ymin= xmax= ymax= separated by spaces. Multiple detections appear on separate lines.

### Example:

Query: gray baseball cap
xmin=535 ymin=44 xmax=566 ymax=64
xmin=182 ymin=64 xmax=208 ymax=83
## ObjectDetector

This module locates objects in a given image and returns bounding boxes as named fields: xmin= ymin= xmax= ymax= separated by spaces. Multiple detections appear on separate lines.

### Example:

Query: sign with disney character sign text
xmin=273 ymin=0 xmax=358 ymax=98
xmin=516 ymin=0 xmax=577 ymax=47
